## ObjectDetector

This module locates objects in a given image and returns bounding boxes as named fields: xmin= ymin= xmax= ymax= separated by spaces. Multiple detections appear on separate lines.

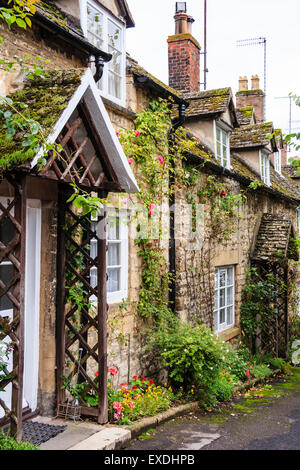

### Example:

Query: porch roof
xmin=0 ymin=68 xmax=139 ymax=193
xmin=251 ymin=213 xmax=298 ymax=262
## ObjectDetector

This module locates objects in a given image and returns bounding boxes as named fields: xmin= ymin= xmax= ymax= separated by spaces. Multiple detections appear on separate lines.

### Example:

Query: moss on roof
xmin=236 ymin=89 xmax=264 ymax=96
xmin=167 ymin=33 xmax=201 ymax=50
xmin=231 ymin=122 xmax=274 ymax=149
xmin=36 ymin=1 xmax=83 ymax=35
xmin=127 ymin=56 xmax=182 ymax=99
xmin=0 ymin=69 xmax=84 ymax=173
xmin=183 ymin=88 xmax=232 ymax=117
xmin=236 ymin=107 xmax=254 ymax=126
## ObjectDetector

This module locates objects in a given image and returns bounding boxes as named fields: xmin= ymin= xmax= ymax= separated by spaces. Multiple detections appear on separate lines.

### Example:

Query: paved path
xmin=126 ymin=368 xmax=300 ymax=451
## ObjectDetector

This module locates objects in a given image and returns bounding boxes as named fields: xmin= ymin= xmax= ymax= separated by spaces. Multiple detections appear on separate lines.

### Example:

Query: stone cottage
xmin=0 ymin=0 xmax=300 ymax=434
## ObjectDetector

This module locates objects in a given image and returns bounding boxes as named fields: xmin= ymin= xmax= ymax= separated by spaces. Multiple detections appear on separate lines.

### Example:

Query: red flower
xmin=95 ymin=370 xmax=99 ymax=377
xmin=246 ymin=368 xmax=250 ymax=378
xmin=220 ymin=190 xmax=227 ymax=196
xmin=133 ymin=376 xmax=137 ymax=380
xmin=136 ymin=130 xmax=140 ymax=137
xmin=108 ymin=367 xmax=118 ymax=376
xmin=149 ymin=379 xmax=154 ymax=384
xmin=229 ymin=338 xmax=233 ymax=342
xmin=132 ymin=385 xmax=137 ymax=389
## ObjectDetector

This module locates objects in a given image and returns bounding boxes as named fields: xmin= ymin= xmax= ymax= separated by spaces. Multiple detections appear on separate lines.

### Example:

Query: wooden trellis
xmin=0 ymin=175 xmax=27 ymax=440
xmin=56 ymin=186 xmax=108 ymax=424
xmin=251 ymin=260 xmax=289 ymax=358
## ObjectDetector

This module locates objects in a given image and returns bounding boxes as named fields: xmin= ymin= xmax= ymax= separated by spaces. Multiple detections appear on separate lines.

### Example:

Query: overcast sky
xmin=126 ymin=0 xmax=300 ymax=142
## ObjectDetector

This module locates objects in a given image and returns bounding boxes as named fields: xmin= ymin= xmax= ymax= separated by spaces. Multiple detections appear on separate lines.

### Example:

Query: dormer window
xmin=215 ymin=123 xmax=230 ymax=168
xmin=260 ymin=151 xmax=271 ymax=185
xmin=82 ymin=1 xmax=126 ymax=105
xmin=274 ymin=150 xmax=281 ymax=174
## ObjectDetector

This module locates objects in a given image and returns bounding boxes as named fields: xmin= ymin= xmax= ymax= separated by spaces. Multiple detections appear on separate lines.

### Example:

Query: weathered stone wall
xmin=174 ymin=166 xmax=300 ymax=344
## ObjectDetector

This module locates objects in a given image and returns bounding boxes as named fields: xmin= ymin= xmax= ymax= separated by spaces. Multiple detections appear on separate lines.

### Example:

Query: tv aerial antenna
xmin=236 ymin=37 xmax=267 ymax=120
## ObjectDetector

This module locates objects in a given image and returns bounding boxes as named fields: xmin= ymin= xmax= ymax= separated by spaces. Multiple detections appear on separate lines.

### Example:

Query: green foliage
xmin=0 ymin=431 xmax=39 ymax=450
xmin=250 ymin=363 xmax=273 ymax=379
xmin=0 ymin=339 xmax=12 ymax=391
xmin=240 ymin=266 xmax=288 ymax=352
xmin=147 ymin=322 xmax=226 ymax=389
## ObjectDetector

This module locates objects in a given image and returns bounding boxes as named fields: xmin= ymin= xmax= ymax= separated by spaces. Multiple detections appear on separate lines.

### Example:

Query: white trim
xmin=23 ymin=200 xmax=41 ymax=412
xmin=30 ymin=68 xmax=139 ymax=194
xmin=214 ymin=120 xmax=231 ymax=169
xmin=83 ymin=0 xmax=126 ymax=106
xmin=106 ymin=209 xmax=128 ymax=304
xmin=274 ymin=149 xmax=282 ymax=175
xmin=214 ymin=265 xmax=235 ymax=333
xmin=259 ymin=150 xmax=271 ymax=186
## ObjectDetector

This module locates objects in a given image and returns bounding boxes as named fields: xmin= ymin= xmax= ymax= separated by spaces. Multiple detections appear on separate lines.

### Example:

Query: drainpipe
xmin=168 ymin=102 xmax=186 ymax=312
xmin=92 ymin=56 xmax=105 ymax=83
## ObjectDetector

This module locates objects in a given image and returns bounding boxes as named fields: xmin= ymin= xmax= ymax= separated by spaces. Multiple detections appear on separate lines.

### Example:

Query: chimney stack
xmin=168 ymin=2 xmax=201 ymax=94
xmin=236 ymin=75 xmax=265 ymax=123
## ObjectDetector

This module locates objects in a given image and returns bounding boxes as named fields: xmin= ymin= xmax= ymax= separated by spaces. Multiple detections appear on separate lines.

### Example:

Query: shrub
xmin=147 ymin=322 xmax=228 ymax=394
xmin=0 ymin=432 xmax=39 ymax=450
xmin=250 ymin=363 xmax=273 ymax=379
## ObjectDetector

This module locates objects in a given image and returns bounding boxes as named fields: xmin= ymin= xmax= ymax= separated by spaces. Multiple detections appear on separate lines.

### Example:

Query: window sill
xmin=217 ymin=326 xmax=240 ymax=342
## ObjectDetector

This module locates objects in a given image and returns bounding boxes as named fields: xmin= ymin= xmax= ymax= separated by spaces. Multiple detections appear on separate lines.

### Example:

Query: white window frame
xmin=90 ymin=208 xmax=128 ymax=305
xmin=214 ymin=121 xmax=230 ymax=169
xmin=214 ymin=265 xmax=235 ymax=333
xmin=274 ymin=149 xmax=281 ymax=174
xmin=259 ymin=150 xmax=271 ymax=186
xmin=80 ymin=0 xmax=126 ymax=106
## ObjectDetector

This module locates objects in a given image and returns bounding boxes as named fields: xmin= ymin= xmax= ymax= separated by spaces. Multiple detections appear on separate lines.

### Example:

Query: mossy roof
xmin=180 ymin=132 xmax=300 ymax=203
xmin=252 ymin=213 xmax=296 ymax=262
xmin=183 ymin=88 xmax=232 ymax=117
xmin=36 ymin=1 xmax=83 ymax=35
xmin=282 ymin=165 xmax=300 ymax=179
xmin=230 ymin=122 xmax=275 ymax=149
xmin=236 ymin=107 xmax=255 ymax=126
xmin=0 ymin=69 xmax=84 ymax=173
xmin=126 ymin=56 xmax=184 ymax=104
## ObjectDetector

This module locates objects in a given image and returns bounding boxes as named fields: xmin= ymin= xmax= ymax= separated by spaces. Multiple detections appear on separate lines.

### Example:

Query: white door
xmin=0 ymin=198 xmax=41 ymax=417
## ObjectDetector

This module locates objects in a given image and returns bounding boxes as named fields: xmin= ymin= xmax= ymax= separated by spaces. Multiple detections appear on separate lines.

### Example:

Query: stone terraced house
xmin=0 ymin=0 xmax=300 ymax=435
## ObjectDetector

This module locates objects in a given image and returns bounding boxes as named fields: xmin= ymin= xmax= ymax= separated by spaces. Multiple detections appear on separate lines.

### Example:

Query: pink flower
xmin=136 ymin=130 xmax=140 ymax=137
xmin=113 ymin=401 xmax=122 ymax=413
xmin=148 ymin=203 xmax=155 ymax=215
xmin=246 ymin=368 xmax=250 ymax=378
xmin=128 ymin=158 xmax=133 ymax=165
xmin=128 ymin=400 xmax=135 ymax=409
xmin=158 ymin=155 xmax=164 ymax=165
xmin=108 ymin=367 xmax=118 ymax=376
xmin=115 ymin=130 xmax=119 ymax=136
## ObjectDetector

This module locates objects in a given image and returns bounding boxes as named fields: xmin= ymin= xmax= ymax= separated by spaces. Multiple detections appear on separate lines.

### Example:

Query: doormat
xmin=22 ymin=421 xmax=67 ymax=446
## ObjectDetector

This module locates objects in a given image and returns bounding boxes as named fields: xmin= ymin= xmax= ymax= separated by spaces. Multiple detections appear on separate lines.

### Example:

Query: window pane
xmin=219 ymin=288 xmax=225 ymax=308
xmin=227 ymin=306 xmax=233 ymax=325
xmin=87 ymin=5 xmax=104 ymax=44
xmin=108 ymin=19 xmax=121 ymax=50
xmin=108 ymin=48 xmax=122 ymax=76
xmin=216 ymin=127 xmax=221 ymax=142
xmin=219 ymin=270 xmax=226 ymax=287
xmin=107 ymin=216 xmax=119 ymax=240
xmin=107 ymin=267 xmax=120 ymax=292
xmin=108 ymin=72 xmax=121 ymax=99
xmin=227 ymin=286 xmax=233 ymax=305
xmin=0 ymin=264 xmax=14 ymax=311
xmin=222 ymin=131 xmax=227 ymax=146
xmin=219 ymin=308 xmax=226 ymax=324
xmin=227 ymin=267 xmax=233 ymax=284
xmin=107 ymin=242 xmax=120 ymax=266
